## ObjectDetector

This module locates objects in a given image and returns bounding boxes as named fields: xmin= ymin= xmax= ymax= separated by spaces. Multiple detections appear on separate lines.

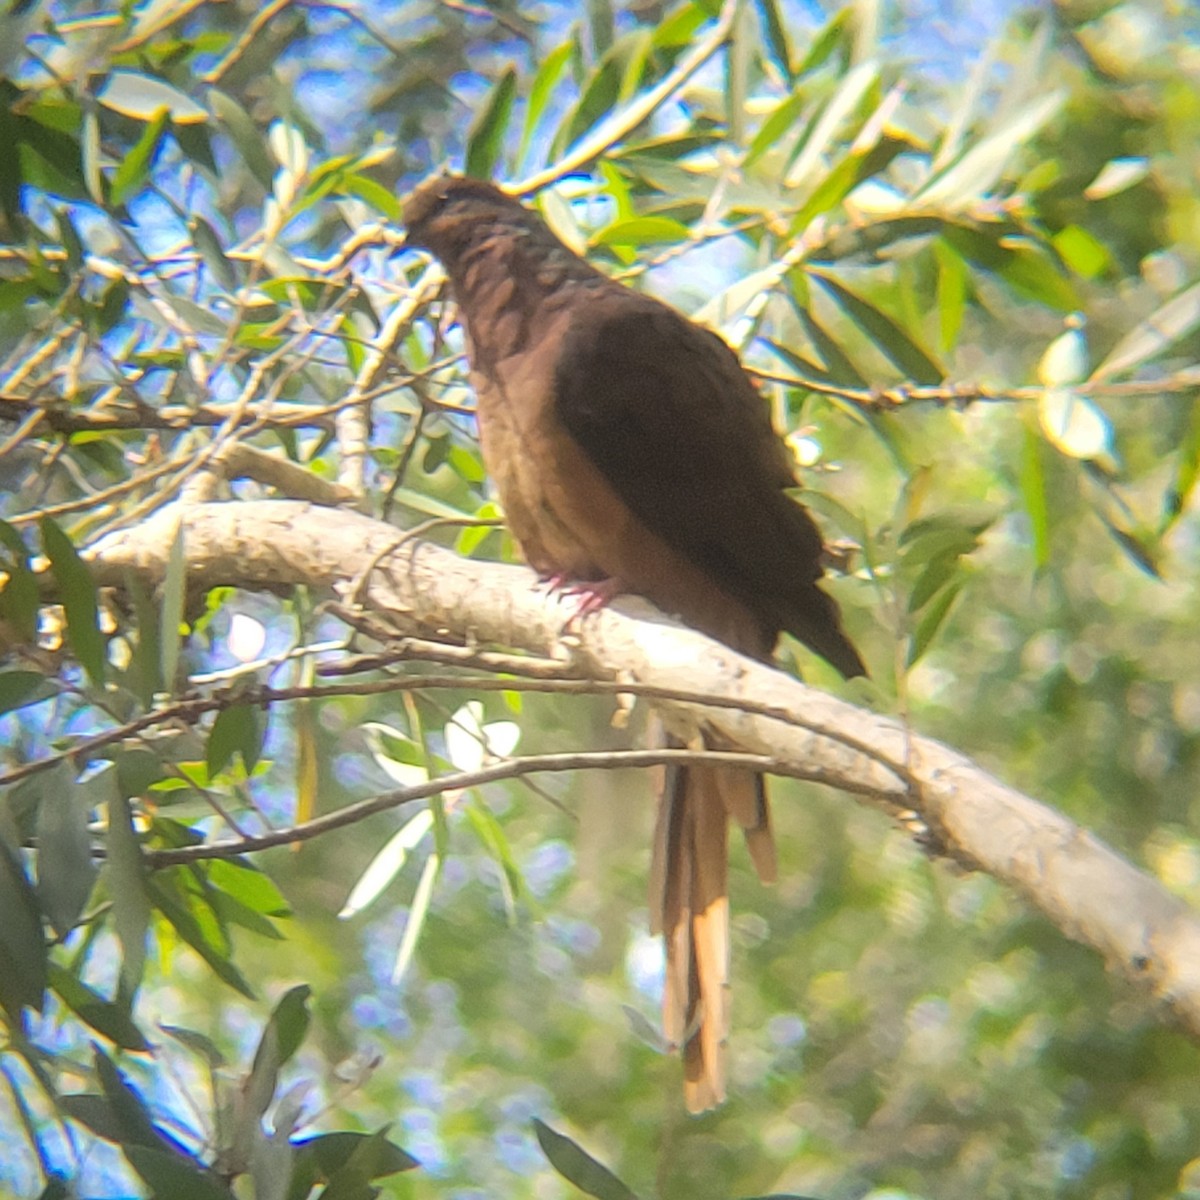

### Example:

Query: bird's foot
xmin=560 ymin=576 xmax=623 ymax=619
xmin=536 ymin=573 xmax=624 ymax=625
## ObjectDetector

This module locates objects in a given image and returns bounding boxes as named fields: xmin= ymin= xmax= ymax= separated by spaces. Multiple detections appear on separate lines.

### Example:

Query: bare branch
xmin=83 ymin=498 xmax=1200 ymax=1044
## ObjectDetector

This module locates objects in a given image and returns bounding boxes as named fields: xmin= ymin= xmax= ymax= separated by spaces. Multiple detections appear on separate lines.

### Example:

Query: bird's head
xmin=402 ymin=174 xmax=528 ymax=261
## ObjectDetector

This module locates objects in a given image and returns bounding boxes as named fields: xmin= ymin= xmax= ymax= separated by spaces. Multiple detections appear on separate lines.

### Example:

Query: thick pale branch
xmin=86 ymin=499 xmax=1200 ymax=1040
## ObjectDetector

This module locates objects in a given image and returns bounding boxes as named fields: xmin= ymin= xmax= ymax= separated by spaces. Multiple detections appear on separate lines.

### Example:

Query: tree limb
xmin=85 ymin=498 xmax=1200 ymax=1042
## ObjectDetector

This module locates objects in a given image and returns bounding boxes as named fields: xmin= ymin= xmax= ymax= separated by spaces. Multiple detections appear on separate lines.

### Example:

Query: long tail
xmin=649 ymin=742 xmax=775 ymax=1112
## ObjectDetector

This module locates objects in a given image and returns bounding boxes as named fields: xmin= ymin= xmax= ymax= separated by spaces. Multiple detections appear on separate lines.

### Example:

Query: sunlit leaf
xmin=591 ymin=216 xmax=690 ymax=248
xmin=110 ymin=108 xmax=169 ymax=206
xmin=1038 ymin=388 xmax=1113 ymax=460
xmin=1092 ymin=281 xmax=1200 ymax=381
xmin=98 ymin=71 xmax=208 ymax=124
xmin=1037 ymin=319 xmax=1089 ymax=386
xmin=338 ymin=809 xmax=434 ymax=919
xmin=391 ymin=851 xmax=440 ymax=983
xmin=915 ymin=90 xmax=1064 ymax=209
xmin=785 ymin=61 xmax=879 ymax=189
xmin=520 ymin=41 xmax=574 ymax=163
xmin=1084 ymin=156 xmax=1149 ymax=200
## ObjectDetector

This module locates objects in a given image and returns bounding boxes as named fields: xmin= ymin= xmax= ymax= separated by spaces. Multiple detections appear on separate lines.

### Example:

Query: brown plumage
xmin=403 ymin=175 xmax=864 ymax=1111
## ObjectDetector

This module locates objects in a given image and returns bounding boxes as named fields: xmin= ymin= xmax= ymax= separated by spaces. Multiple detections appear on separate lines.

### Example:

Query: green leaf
xmin=1038 ymin=388 xmax=1112 ymax=461
xmin=249 ymin=984 xmax=311 ymax=1103
xmin=0 ymin=671 xmax=52 ymax=716
xmin=47 ymin=963 xmax=149 ymax=1051
xmin=1052 ymin=225 xmax=1111 ymax=279
xmin=342 ymin=171 xmax=401 ymax=222
xmin=207 ymin=859 xmax=290 ymax=917
xmin=160 ymin=1024 xmax=227 ymax=1068
xmin=796 ymin=8 xmax=850 ymax=75
xmin=915 ymin=90 xmax=1065 ymax=209
xmin=0 ymin=518 xmax=38 ymax=643
xmin=1163 ymin=399 xmax=1200 ymax=533
xmin=106 ymin=790 xmax=150 ymax=1004
xmin=933 ymin=240 xmax=968 ymax=353
xmin=93 ymin=1045 xmax=176 ymax=1151
xmin=125 ymin=1146 xmax=236 ymax=1200
xmin=1092 ymin=281 xmax=1200 ymax=381
xmin=36 ymin=761 xmax=97 ymax=937
xmin=40 ymin=518 xmax=106 ymax=688
xmin=1020 ymin=422 xmax=1050 ymax=570
xmin=907 ymin=580 xmax=963 ymax=667
xmin=754 ymin=0 xmax=794 ymax=82
xmin=147 ymin=875 xmax=256 ymax=999
xmin=785 ymin=61 xmax=878 ymax=189
xmin=744 ymin=90 xmax=806 ymax=169
xmin=110 ymin=108 xmax=169 ymax=207
xmin=809 ymin=270 xmax=944 ymax=384
xmin=533 ymin=1120 xmax=640 ymax=1200
xmin=0 ymin=834 xmax=47 ymax=1018
xmin=391 ymin=851 xmax=440 ymax=984
xmin=590 ymin=216 xmax=691 ymax=248
xmin=206 ymin=703 xmax=265 ymax=778
xmin=465 ymin=66 xmax=517 ymax=180
xmin=1084 ymin=155 xmax=1149 ymax=200
xmin=520 ymin=41 xmax=574 ymax=163
xmin=97 ymin=71 xmax=208 ymax=124
xmin=208 ymin=89 xmax=275 ymax=189
xmin=291 ymin=1128 xmax=418 ymax=1194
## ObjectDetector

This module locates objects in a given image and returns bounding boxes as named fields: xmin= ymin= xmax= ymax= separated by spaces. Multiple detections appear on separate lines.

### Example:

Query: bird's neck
xmin=445 ymin=223 xmax=606 ymax=360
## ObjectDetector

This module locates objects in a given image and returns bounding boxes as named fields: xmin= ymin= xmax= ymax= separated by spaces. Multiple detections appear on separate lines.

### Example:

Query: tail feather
xmin=649 ymin=745 xmax=776 ymax=1112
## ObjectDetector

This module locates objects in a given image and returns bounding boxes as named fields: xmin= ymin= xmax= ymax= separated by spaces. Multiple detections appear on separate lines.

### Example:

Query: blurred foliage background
xmin=2 ymin=0 xmax=1200 ymax=1197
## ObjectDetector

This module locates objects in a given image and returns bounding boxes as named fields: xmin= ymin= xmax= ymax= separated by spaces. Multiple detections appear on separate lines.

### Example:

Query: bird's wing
xmin=553 ymin=290 xmax=864 ymax=676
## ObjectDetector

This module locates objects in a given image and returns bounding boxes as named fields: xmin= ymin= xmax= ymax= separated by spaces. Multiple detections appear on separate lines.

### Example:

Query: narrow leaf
xmin=465 ymin=67 xmax=517 ymax=180
xmin=809 ymin=270 xmax=944 ymax=383
xmin=207 ymin=703 xmax=264 ymax=778
xmin=106 ymin=790 xmax=150 ymax=1004
xmin=339 ymin=809 xmax=434 ymax=919
xmin=98 ymin=72 xmax=208 ymax=124
xmin=915 ymin=90 xmax=1065 ymax=209
xmin=1084 ymin=156 xmax=1149 ymax=200
xmin=391 ymin=852 xmax=440 ymax=984
xmin=785 ymin=61 xmax=878 ymax=189
xmin=40 ymin=518 xmax=105 ymax=688
xmin=47 ymin=963 xmax=149 ymax=1051
xmin=1020 ymin=423 xmax=1050 ymax=569
xmin=37 ymin=761 xmax=97 ymax=937
xmin=907 ymin=580 xmax=963 ymax=667
xmin=1038 ymin=388 xmax=1112 ymax=460
xmin=110 ymin=108 xmax=169 ymax=207
xmin=520 ymin=42 xmax=574 ymax=162
xmin=125 ymin=1146 xmax=235 ymax=1200
xmin=533 ymin=1120 xmax=640 ymax=1200
xmin=591 ymin=216 xmax=690 ymax=248
xmin=0 ymin=835 xmax=47 ymax=1018
xmin=1092 ymin=281 xmax=1200 ymax=381
xmin=755 ymin=0 xmax=794 ymax=82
